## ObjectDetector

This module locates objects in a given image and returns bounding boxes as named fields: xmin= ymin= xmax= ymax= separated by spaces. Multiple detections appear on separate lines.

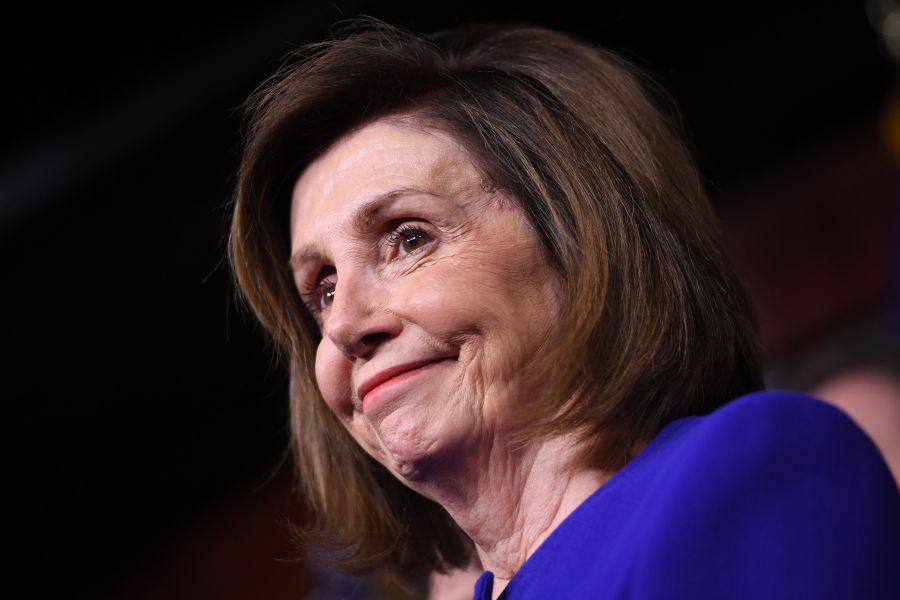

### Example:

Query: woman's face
xmin=289 ymin=117 xmax=562 ymax=484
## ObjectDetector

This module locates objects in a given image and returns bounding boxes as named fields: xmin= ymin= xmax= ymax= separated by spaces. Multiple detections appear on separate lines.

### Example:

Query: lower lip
xmin=361 ymin=360 xmax=449 ymax=412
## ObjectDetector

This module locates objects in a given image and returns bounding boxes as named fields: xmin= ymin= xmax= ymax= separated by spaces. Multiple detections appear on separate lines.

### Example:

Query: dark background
xmin=4 ymin=1 xmax=896 ymax=598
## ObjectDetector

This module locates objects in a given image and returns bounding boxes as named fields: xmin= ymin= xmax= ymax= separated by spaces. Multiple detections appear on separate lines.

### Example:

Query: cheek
xmin=405 ymin=245 xmax=558 ymax=333
xmin=314 ymin=339 xmax=354 ymax=417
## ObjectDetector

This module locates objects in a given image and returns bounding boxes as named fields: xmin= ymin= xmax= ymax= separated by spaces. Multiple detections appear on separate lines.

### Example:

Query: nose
xmin=321 ymin=272 xmax=401 ymax=359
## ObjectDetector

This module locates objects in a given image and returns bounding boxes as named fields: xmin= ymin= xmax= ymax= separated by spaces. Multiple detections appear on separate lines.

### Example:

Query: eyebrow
xmin=288 ymin=186 xmax=434 ymax=272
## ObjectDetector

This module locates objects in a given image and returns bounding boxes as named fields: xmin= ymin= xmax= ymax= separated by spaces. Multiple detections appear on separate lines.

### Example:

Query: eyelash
xmin=299 ymin=268 xmax=336 ymax=316
xmin=383 ymin=222 xmax=432 ymax=258
xmin=300 ymin=222 xmax=433 ymax=316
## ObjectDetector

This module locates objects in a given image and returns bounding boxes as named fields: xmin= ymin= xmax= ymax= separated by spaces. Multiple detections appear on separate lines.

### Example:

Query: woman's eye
xmin=320 ymin=282 xmax=336 ymax=309
xmin=390 ymin=225 xmax=432 ymax=258
xmin=401 ymin=231 xmax=429 ymax=253
xmin=302 ymin=270 xmax=336 ymax=314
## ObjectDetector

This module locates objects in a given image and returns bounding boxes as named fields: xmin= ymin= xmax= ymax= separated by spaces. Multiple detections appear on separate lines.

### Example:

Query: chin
xmin=374 ymin=405 xmax=481 ymax=488
xmin=375 ymin=409 xmax=440 ymax=482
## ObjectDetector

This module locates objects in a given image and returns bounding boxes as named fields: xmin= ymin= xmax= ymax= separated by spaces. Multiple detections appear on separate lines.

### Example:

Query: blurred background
xmin=4 ymin=0 xmax=898 ymax=598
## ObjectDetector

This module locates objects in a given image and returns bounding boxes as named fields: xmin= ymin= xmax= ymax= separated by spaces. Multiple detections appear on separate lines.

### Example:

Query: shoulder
xmin=629 ymin=390 xmax=900 ymax=599
xmin=667 ymin=389 xmax=890 ymax=480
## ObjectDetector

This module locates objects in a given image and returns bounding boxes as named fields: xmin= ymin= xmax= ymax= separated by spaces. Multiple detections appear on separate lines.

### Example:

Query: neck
xmin=415 ymin=435 xmax=612 ymax=599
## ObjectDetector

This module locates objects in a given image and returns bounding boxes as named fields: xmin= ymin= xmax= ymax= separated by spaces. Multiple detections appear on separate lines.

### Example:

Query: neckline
xmin=477 ymin=414 xmax=697 ymax=598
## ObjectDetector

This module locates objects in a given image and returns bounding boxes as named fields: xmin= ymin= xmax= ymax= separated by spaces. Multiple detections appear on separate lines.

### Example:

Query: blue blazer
xmin=473 ymin=390 xmax=900 ymax=599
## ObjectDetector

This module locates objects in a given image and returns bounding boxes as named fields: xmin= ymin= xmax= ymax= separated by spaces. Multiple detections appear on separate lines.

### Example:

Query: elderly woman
xmin=229 ymin=19 xmax=900 ymax=600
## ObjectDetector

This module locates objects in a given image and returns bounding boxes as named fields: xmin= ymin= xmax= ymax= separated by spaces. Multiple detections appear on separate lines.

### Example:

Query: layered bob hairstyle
xmin=230 ymin=18 xmax=763 ymax=585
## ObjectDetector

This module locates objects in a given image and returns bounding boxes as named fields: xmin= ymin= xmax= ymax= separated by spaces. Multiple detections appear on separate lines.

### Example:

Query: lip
xmin=357 ymin=357 xmax=452 ymax=408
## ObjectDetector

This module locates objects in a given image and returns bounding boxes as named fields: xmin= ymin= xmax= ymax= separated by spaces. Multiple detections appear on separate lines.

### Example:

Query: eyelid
xmin=383 ymin=221 xmax=434 ymax=259
xmin=298 ymin=267 xmax=336 ymax=315
xmin=296 ymin=220 xmax=434 ymax=316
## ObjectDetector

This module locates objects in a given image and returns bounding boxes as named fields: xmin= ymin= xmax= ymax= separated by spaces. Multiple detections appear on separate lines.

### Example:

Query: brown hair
xmin=230 ymin=17 xmax=763 ymax=589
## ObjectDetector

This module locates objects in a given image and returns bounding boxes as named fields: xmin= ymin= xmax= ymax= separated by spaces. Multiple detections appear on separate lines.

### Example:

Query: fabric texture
xmin=472 ymin=390 xmax=900 ymax=600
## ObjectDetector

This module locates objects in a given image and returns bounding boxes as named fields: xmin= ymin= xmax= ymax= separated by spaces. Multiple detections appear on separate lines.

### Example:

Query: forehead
xmin=289 ymin=118 xmax=477 ymax=250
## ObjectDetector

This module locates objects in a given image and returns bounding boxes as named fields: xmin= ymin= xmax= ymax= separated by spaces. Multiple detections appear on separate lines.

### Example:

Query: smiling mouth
xmin=357 ymin=357 xmax=454 ymax=407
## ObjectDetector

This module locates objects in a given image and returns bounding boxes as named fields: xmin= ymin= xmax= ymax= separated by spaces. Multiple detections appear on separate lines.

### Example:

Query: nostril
xmin=360 ymin=331 xmax=392 ymax=348
xmin=340 ymin=331 xmax=393 ymax=359
xmin=324 ymin=294 xmax=402 ymax=358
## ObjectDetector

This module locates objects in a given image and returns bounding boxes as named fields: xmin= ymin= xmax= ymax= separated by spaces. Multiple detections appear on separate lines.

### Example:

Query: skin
xmin=289 ymin=116 xmax=609 ymax=598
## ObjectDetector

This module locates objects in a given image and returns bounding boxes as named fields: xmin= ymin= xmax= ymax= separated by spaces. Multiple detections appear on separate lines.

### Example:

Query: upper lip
xmin=356 ymin=357 xmax=450 ymax=402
